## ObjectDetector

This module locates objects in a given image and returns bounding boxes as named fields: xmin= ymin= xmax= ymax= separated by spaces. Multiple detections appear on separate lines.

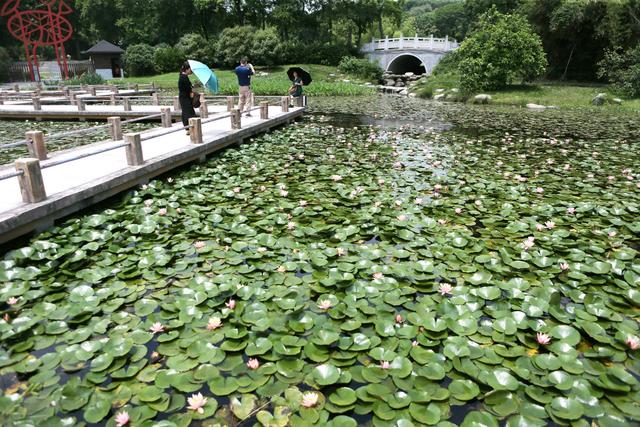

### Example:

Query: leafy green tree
xmin=154 ymin=44 xmax=184 ymax=73
xmin=456 ymin=9 xmax=547 ymax=91
xmin=215 ymin=26 xmax=256 ymax=67
xmin=175 ymin=33 xmax=215 ymax=65
xmin=123 ymin=44 xmax=157 ymax=76
xmin=251 ymin=28 xmax=281 ymax=66
xmin=598 ymin=45 xmax=640 ymax=96
xmin=416 ymin=2 xmax=467 ymax=39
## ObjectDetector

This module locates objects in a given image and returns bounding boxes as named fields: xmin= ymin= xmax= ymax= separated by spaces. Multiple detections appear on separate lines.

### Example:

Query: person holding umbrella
xmin=235 ymin=58 xmax=255 ymax=117
xmin=286 ymin=67 xmax=312 ymax=107
xmin=178 ymin=61 xmax=197 ymax=135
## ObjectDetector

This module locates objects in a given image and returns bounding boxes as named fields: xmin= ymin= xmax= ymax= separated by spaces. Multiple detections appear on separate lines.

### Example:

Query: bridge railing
xmin=362 ymin=35 xmax=459 ymax=52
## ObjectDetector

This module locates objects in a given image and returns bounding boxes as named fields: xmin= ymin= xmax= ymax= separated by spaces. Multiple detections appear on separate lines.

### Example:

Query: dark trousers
xmin=179 ymin=96 xmax=197 ymax=127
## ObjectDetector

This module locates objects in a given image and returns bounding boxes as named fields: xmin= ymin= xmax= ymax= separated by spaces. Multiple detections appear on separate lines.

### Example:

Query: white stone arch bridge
xmin=362 ymin=35 xmax=459 ymax=75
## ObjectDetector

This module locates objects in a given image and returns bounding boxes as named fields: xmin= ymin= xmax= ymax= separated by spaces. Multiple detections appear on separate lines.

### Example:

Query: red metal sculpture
xmin=1 ymin=0 xmax=74 ymax=81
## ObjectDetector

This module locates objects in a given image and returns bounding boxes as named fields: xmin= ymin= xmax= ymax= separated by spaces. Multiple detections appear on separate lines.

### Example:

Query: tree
xmin=456 ymin=9 xmax=547 ymax=91
xmin=175 ymin=33 xmax=215 ymax=65
xmin=215 ymin=26 xmax=256 ymax=67
xmin=123 ymin=44 xmax=157 ymax=76
xmin=598 ymin=45 xmax=640 ymax=96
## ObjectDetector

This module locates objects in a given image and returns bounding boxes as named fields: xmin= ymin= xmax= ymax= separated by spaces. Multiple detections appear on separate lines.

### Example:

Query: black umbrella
xmin=287 ymin=67 xmax=312 ymax=86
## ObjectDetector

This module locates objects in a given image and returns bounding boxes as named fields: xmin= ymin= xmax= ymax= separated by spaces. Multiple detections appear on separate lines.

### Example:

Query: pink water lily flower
xmin=380 ymin=361 xmax=390 ymax=370
xmin=331 ymin=175 xmax=342 ymax=181
xmin=536 ymin=224 xmax=545 ymax=231
xmin=115 ymin=411 xmax=130 ymax=427
xmin=412 ymin=340 xmax=419 ymax=347
xmin=560 ymin=262 xmax=570 ymax=271
xmin=397 ymin=214 xmax=408 ymax=221
xmin=608 ymin=175 xmax=615 ymax=181
xmin=414 ymin=198 xmax=423 ymax=205
xmin=279 ymin=189 xmax=288 ymax=197
xmin=226 ymin=299 xmax=236 ymax=310
xmin=317 ymin=300 xmax=333 ymax=310
xmin=194 ymin=241 xmax=206 ymax=249
xmin=437 ymin=219 xmax=447 ymax=225
xmin=187 ymin=392 xmax=208 ymax=414
xmin=7 ymin=297 xmax=18 ymax=305
xmin=626 ymin=335 xmax=640 ymax=350
xmin=301 ymin=392 xmax=319 ymax=408
xmin=523 ymin=237 xmax=535 ymax=250
xmin=455 ymin=208 xmax=462 ymax=214
xmin=536 ymin=332 xmax=551 ymax=345
xmin=149 ymin=322 xmax=164 ymax=334
xmin=336 ymin=247 xmax=346 ymax=256
xmin=395 ymin=314 xmax=403 ymax=324
xmin=206 ymin=317 xmax=222 ymax=331
xmin=439 ymin=283 xmax=453 ymax=295
xmin=277 ymin=265 xmax=286 ymax=273
xmin=144 ymin=199 xmax=153 ymax=207
xmin=545 ymin=221 xmax=555 ymax=229
xmin=247 ymin=358 xmax=260 ymax=370
xmin=373 ymin=272 xmax=384 ymax=280
xmin=158 ymin=208 xmax=167 ymax=216
xmin=378 ymin=178 xmax=385 ymax=185
xmin=608 ymin=231 xmax=617 ymax=237
xmin=287 ymin=221 xmax=296 ymax=230
xmin=535 ymin=187 xmax=544 ymax=194
xmin=233 ymin=187 xmax=241 ymax=193
xmin=299 ymin=200 xmax=308 ymax=207
xmin=566 ymin=207 xmax=576 ymax=214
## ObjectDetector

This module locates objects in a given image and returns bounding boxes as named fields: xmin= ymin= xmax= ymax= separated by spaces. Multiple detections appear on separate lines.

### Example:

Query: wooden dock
xmin=0 ymin=101 xmax=304 ymax=244
xmin=0 ymin=102 xmax=183 ymax=120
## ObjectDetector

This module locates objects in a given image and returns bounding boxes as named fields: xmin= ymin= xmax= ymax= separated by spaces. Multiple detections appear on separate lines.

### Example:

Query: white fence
xmin=362 ymin=35 xmax=459 ymax=52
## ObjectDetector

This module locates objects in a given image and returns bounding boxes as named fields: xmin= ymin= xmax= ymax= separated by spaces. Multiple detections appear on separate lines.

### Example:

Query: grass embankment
xmin=414 ymin=73 xmax=640 ymax=111
xmin=114 ymin=64 xmax=375 ymax=96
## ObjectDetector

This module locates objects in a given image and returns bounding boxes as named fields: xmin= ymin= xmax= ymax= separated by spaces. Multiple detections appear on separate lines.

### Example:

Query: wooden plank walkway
xmin=0 ymin=102 xmax=186 ymax=120
xmin=0 ymin=104 xmax=304 ymax=243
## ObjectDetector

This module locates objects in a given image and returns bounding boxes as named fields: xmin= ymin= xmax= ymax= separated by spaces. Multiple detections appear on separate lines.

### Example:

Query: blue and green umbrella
xmin=188 ymin=59 xmax=218 ymax=93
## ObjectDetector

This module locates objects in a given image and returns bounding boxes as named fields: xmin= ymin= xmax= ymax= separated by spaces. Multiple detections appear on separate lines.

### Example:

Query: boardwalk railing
xmin=7 ymin=60 xmax=96 ymax=82
xmin=362 ymin=35 xmax=459 ymax=52
xmin=0 ymin=96 xmax=304 ymax=204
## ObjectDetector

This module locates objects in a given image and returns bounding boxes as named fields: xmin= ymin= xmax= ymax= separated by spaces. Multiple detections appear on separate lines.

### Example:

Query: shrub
xmin=175 ymin=33 xmax=214 ymax=65
xmin=155 ymin=44 xmax=183 ymax=73
xmin=337 ymin=56 xmax=383 ymax=81
xmin=0 ymin=47 xmax=12 ymax=82
xmin=216 ymin=26 xmax=256 ymax=68
xmin=251 ymin=28 xmax=280 ymax=66
xmin=597 ymin=46 xmax=640 ymax=97
xmin=123 ymin=43 xmax=156 ymax=76
xmin=77 ymin=72 xmax=105 ymax=85
xmin=456 ymin=9 xmax=547 ymax=92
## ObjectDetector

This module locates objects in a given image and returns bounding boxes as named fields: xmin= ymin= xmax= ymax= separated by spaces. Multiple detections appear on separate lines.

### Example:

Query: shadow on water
xmin=307 ymin=112 xmax=452 ymax=131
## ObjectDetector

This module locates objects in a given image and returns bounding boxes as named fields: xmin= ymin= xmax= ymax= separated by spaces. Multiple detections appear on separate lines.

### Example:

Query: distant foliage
xmin=338 ymin=56 xmax=383 ymax=81
xmin=216 ymin=26 xmax=256 ymax=68
xmin=154 ymin=44 xmax=183 ymax=73
xmin=76 ymin=72 xmax=105 ymax=85
xmin=598 ymin=46 xmax=640 ymax=97
xmin=123 ymin=44 xmax=156 ymax=76
xmin=456 ymin=10 xmax=546 ymax=92
xmin=251 ymin=28 xmax=280 ymax=67
xmin=175 ymin=33 xmax=215 ymax=65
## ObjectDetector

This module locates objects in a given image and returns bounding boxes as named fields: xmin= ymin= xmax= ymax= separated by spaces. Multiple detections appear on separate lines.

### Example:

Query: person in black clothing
xmin=178 ymin=61 xmax=197 ymax=135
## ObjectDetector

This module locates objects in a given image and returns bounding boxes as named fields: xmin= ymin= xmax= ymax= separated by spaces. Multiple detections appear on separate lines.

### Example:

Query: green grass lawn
xmin=113 ymin=64 xmax=375 ymax=96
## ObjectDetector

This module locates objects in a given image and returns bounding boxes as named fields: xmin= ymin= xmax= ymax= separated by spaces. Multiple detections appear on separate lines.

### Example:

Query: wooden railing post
xmin=15 ymin=158 xmax=46 ymax=203
xmin=199 ymin=94 xmax=208 ymax=118
xmin=109 ymin=93 xmax=116 ymax=105
xmin=152 ymin=92 xmax=159 ymax=105
xmin=134 ymin=83 xmax=139 ymax=92
xmin=231 ymin=109 xmax=241 ymax=129
xmin=77 ymin=98 xmax=86 ymax=111
xmin=111 ymin=85 xmax=119 ymax=94
xmin=89 ymin=86 xmax=96 ymax=96
xmin=69 ymin=91 xmax=77 ymax=105
xmin=281 ymin=96 xmax=290 ymax=112
xmin=173 ymin=96 xmax=180 ymax=111
xmin=124 ymin=133 xmax=144 ymax=166
xmin=189 ymin=117 xmax=203 ymax=144
xmin=108 ymin=117 xmax=122 ymax=140
xmin=259 ymin=101 xmax=269 ymax=119
xmin=294 ymin=96 xmax=304 ymax=107
xmin=226 ymin=96 xmax=235 ymax=111
xmin=25 ymin=131 xmax=47 ymax=160
xmin=160 ymin=108 xmax=172 ymax=128
xmin=123 ymin=97 xmax=132 ymax=111
xmin=13 ymin=84 xmax=19 ymax=92
xmin=63 ymin=86 xmax=70 ymax=99
xmin=32 ymin=96 xmax=41 ymax=110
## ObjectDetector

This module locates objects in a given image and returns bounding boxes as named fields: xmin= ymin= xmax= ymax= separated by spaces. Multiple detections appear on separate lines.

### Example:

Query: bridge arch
xmin=387 ymin=53 xmax=426 ymax=75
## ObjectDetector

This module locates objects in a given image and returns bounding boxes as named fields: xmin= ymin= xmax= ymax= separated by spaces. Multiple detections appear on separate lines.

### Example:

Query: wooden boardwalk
xmin=0 ymin=104 xmax=304 ymax=243
xmin=0 ymin=102 xmax=183 ymax=120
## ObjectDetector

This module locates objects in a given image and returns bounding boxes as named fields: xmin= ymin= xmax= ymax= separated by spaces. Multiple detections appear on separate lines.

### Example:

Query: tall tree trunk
xmin=378 ymin=13 xmax=384 ymax=38
xmin=562 ymin=43 xmax=576 ymax=80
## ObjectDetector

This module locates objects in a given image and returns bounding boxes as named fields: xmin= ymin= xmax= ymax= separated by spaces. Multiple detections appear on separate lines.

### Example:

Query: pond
xmin=0 ymin=95 xmax=639 ymax=427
